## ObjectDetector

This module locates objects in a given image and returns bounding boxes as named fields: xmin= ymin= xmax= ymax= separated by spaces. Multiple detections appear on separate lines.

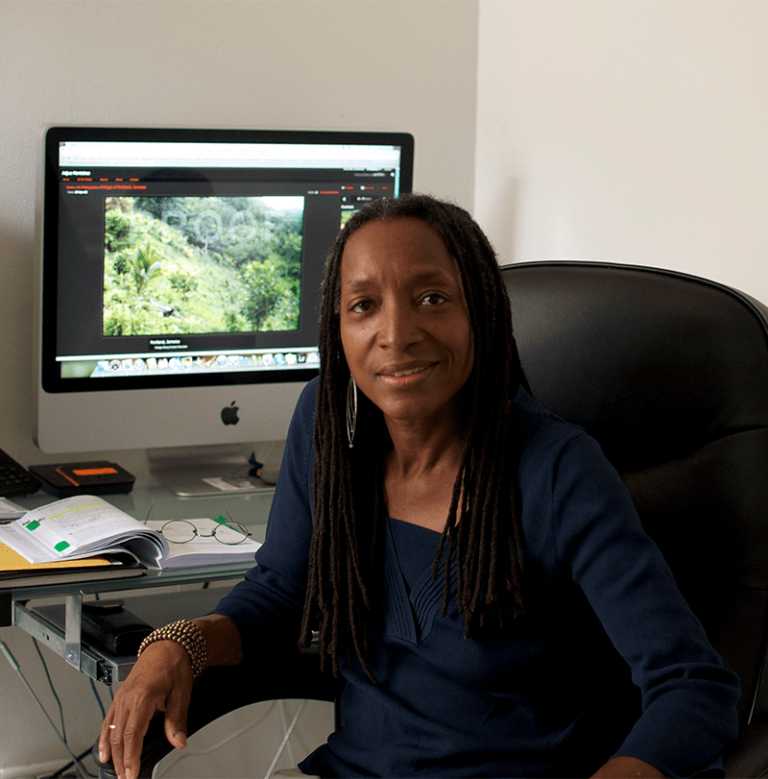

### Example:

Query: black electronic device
xmin=82 ymin=600 xmax=153 ymax=654
xmin=0 ymin=448 xmax=41 ymax=497
xmin=28 ymin=461 xmax=135 ymax=498
xmin=35 ymin=600 xmax=153 ymax=656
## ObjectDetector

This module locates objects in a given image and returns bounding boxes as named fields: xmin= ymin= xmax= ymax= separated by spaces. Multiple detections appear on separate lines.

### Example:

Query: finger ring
xmin=109 ymin=724 xmax=116 ymax=729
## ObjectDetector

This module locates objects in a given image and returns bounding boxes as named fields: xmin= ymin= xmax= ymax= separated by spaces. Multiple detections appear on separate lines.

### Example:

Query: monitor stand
xmin=147 ymin=442 xmax=283 ymax=498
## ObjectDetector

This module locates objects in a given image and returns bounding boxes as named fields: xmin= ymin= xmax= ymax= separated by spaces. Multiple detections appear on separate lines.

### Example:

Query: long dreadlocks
xmin=298 ymin=194 xmax=530 ymax=679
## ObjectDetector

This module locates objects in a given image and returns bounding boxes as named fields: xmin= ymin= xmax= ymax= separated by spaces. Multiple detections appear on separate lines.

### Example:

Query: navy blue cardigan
xmin=214 ymin=379 xmax=740 ymax=778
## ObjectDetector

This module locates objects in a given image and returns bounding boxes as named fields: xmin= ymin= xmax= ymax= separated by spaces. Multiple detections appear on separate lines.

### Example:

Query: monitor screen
xmin=36 ymin=127 xmax=414 ymax=478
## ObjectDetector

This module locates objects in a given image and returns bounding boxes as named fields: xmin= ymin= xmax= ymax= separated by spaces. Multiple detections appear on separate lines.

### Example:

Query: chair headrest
xmin=502 ymin=261 xmax=768 ymax=470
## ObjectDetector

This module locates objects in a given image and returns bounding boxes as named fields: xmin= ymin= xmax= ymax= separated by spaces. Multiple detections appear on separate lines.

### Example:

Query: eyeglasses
xmin=159 ymin=517 xmax=252 ymax=546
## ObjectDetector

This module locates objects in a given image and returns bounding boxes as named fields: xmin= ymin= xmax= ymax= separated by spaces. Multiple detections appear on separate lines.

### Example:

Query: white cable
xmin=162 ymin=701 xmax=280 ymax=758
xmin=0 ymin=639 xmax=91 ymax=778
xmin=283 ymin=700 xmax=296 ymax=767
xmin=264 ymin=699 xmax=307 ymax=779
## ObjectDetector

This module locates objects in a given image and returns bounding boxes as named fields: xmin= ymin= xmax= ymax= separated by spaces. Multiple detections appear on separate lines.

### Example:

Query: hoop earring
xmin=346 ymin=376 xmax=358 ymax=449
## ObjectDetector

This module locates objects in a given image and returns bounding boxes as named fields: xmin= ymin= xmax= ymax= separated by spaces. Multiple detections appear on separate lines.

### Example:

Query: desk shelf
xmin=11 ymin=574 xmax=246 ymax=684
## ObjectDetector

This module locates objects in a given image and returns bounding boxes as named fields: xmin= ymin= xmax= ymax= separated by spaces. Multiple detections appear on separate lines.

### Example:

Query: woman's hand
xmin=97 ymin=614 xmax=242 ymax=779
xmin=591 ymin=756 xmax=666 ymax=778
xmin=98 ymin=639 xmax=194 ymax=779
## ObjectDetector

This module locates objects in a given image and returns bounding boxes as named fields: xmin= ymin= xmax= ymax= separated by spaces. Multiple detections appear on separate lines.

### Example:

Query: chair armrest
xmin=93 ymin=647 xmax=333 ymax=778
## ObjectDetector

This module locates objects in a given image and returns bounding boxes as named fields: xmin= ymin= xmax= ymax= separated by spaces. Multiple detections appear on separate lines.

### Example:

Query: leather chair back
xmin=501 ymin=261 xmax=768 ymax=738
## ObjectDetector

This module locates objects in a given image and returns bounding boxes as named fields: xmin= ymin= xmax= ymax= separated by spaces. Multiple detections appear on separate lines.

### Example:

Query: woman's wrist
xmin=137 ymin=619 xmax=207 ymax=677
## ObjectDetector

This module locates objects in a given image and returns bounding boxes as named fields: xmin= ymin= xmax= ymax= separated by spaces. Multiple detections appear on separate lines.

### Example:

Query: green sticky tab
xmin=25 ymin=520 xmax=41 ymax=531
xmin=54 ymin=541 xmax=70 ymax=552
xmin=214 ymin=515 xmax=228 ymax=524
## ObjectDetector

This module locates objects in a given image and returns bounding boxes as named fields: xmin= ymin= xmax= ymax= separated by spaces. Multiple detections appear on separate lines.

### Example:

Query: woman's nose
xmin=379 ymin=300 xmax=420 ymax=349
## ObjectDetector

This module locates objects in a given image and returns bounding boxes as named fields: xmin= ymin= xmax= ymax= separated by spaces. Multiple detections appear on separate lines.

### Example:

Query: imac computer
xmin=37 ymin=127 xmax=414 ymax=494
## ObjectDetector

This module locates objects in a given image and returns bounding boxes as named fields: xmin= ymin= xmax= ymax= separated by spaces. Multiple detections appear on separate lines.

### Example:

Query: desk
xmin=1 ymin=483 xmax=274 ymax=684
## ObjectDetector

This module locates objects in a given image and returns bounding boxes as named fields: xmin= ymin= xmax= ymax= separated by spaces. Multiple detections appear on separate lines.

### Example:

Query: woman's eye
xmin=421 ymin=293 xmax=447 ymax=306
xmin=350 ymin=299 xmax=372 ymax=314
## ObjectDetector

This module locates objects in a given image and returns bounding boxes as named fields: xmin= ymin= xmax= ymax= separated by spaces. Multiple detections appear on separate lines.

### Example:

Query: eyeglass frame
xmin=159 ymin=516 xmax=252 ymax=546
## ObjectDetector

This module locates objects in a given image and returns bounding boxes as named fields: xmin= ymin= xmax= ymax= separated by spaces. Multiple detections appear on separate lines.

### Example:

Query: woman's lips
xmin=377 ymin=362 xmax=437 ymax=383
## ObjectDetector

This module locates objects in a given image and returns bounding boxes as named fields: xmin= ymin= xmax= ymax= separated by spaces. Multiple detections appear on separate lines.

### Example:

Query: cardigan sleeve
xmin=550 ymin=431 xmax=741 ymax=777
xmin=211 ymin=379 xmax=317 ymax=658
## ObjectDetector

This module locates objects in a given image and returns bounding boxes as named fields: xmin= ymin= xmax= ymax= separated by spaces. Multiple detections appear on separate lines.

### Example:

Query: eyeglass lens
xmin=160 ymin=519 xmax=250 ymax=545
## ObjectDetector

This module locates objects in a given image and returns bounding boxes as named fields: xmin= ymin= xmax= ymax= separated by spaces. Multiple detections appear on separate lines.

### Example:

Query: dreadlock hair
xmin=298 ymin=193 xmax=530 ymax=680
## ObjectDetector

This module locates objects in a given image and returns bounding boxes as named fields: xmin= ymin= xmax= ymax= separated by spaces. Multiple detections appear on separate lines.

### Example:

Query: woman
xmin=100 ymin=194 xmax=740 ymax=779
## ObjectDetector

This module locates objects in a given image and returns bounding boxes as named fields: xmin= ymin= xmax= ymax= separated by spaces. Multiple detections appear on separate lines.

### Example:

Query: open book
xmin=0 ymin=494 xmax=261 ymax=570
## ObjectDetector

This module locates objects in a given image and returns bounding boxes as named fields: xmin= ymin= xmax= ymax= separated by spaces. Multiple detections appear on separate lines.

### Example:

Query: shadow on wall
xmin=0 ymin=224 xmax=39 ymax=463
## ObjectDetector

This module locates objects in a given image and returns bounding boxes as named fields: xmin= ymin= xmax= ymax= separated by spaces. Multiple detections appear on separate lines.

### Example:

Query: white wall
xmin=0 ymin=1 xmax=479 ymax=773
xmin=475 ymin=0 xmax=768 ymax=303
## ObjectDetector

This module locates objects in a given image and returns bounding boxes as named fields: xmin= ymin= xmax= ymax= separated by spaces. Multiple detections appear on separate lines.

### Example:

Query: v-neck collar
xmin=381 ymin=516 xmax=457 ymax=644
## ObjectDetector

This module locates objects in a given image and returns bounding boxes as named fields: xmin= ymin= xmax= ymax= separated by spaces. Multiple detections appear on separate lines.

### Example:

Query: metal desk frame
xmin=4 ymin=563 xmax=252 ymax=685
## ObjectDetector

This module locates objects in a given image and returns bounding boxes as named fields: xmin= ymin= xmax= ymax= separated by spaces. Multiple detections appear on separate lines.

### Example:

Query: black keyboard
xmin=0 ymin=448 xmax=41 ymax=497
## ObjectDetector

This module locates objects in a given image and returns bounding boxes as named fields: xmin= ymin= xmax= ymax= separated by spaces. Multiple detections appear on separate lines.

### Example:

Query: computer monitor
xmin=36 ymin=127 xmax=414 ymax=494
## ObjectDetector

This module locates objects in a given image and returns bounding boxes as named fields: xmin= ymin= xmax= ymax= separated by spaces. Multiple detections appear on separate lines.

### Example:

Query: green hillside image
xmin=103 ymin=195 xmax=304 ymax=337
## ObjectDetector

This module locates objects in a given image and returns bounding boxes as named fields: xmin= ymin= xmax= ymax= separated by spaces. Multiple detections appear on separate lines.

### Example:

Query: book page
xmin=0 ymin=494 xmax=162 ymax=564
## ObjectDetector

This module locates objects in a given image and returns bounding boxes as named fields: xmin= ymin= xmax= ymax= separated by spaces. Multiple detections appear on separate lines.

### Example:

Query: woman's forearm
xmin=192 ymin=613 xmax=243 ymax=668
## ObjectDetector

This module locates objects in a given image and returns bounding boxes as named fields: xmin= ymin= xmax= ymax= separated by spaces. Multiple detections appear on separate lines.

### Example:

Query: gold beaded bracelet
xmin=137 ymin=619 xmax=207 ymax=678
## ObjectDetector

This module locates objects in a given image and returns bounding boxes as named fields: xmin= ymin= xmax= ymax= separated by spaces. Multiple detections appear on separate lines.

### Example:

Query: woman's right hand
xmin=97 ymin=639 xmax=194 ymax=779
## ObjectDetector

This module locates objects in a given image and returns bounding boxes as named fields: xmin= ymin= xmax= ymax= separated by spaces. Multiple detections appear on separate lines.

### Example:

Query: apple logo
xmin=221 ymin=401 xmax=240 ymax=426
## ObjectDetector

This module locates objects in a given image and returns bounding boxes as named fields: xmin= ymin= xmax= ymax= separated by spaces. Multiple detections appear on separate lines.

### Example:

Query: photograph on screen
xmin=102 ymin=195 xmax=305 ymax=338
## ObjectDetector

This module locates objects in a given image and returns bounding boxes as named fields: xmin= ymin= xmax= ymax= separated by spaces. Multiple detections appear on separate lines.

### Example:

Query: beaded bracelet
xmin=137 ymin=619 xmax=207 ymax=678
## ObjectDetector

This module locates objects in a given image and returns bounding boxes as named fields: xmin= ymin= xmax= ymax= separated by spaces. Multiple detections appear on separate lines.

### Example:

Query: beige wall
xmin=0 ymin=1 xmax=478 ymax=773
xmin=475 ymin=0 xmax=768 ymax=303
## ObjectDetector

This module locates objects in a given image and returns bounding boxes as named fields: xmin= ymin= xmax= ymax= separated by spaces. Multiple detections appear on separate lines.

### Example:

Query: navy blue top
xmin=388 ymin=516 xmax=440 ymax=594
xmin=213 ymin=379 xmax=740 ymax=778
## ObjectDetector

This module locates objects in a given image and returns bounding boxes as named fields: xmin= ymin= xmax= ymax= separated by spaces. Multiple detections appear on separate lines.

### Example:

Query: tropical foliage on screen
xmin=102 ymin=195 xmax=304 ymax=337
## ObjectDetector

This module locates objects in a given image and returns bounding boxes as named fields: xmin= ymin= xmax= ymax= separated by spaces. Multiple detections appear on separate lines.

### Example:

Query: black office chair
xmin=504 ymin=261 xmax=768 ymax=777
xmin=96 ymin=261 xmax=768 ymax=778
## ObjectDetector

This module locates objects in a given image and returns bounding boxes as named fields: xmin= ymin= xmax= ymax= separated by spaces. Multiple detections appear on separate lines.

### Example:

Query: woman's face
xmin=339 ymin=217 xmax=474 ymax=430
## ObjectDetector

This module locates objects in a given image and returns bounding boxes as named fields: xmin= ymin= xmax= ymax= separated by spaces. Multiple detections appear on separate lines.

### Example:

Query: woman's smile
xmin=378 ymin=360 xmax=437 ymax=381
